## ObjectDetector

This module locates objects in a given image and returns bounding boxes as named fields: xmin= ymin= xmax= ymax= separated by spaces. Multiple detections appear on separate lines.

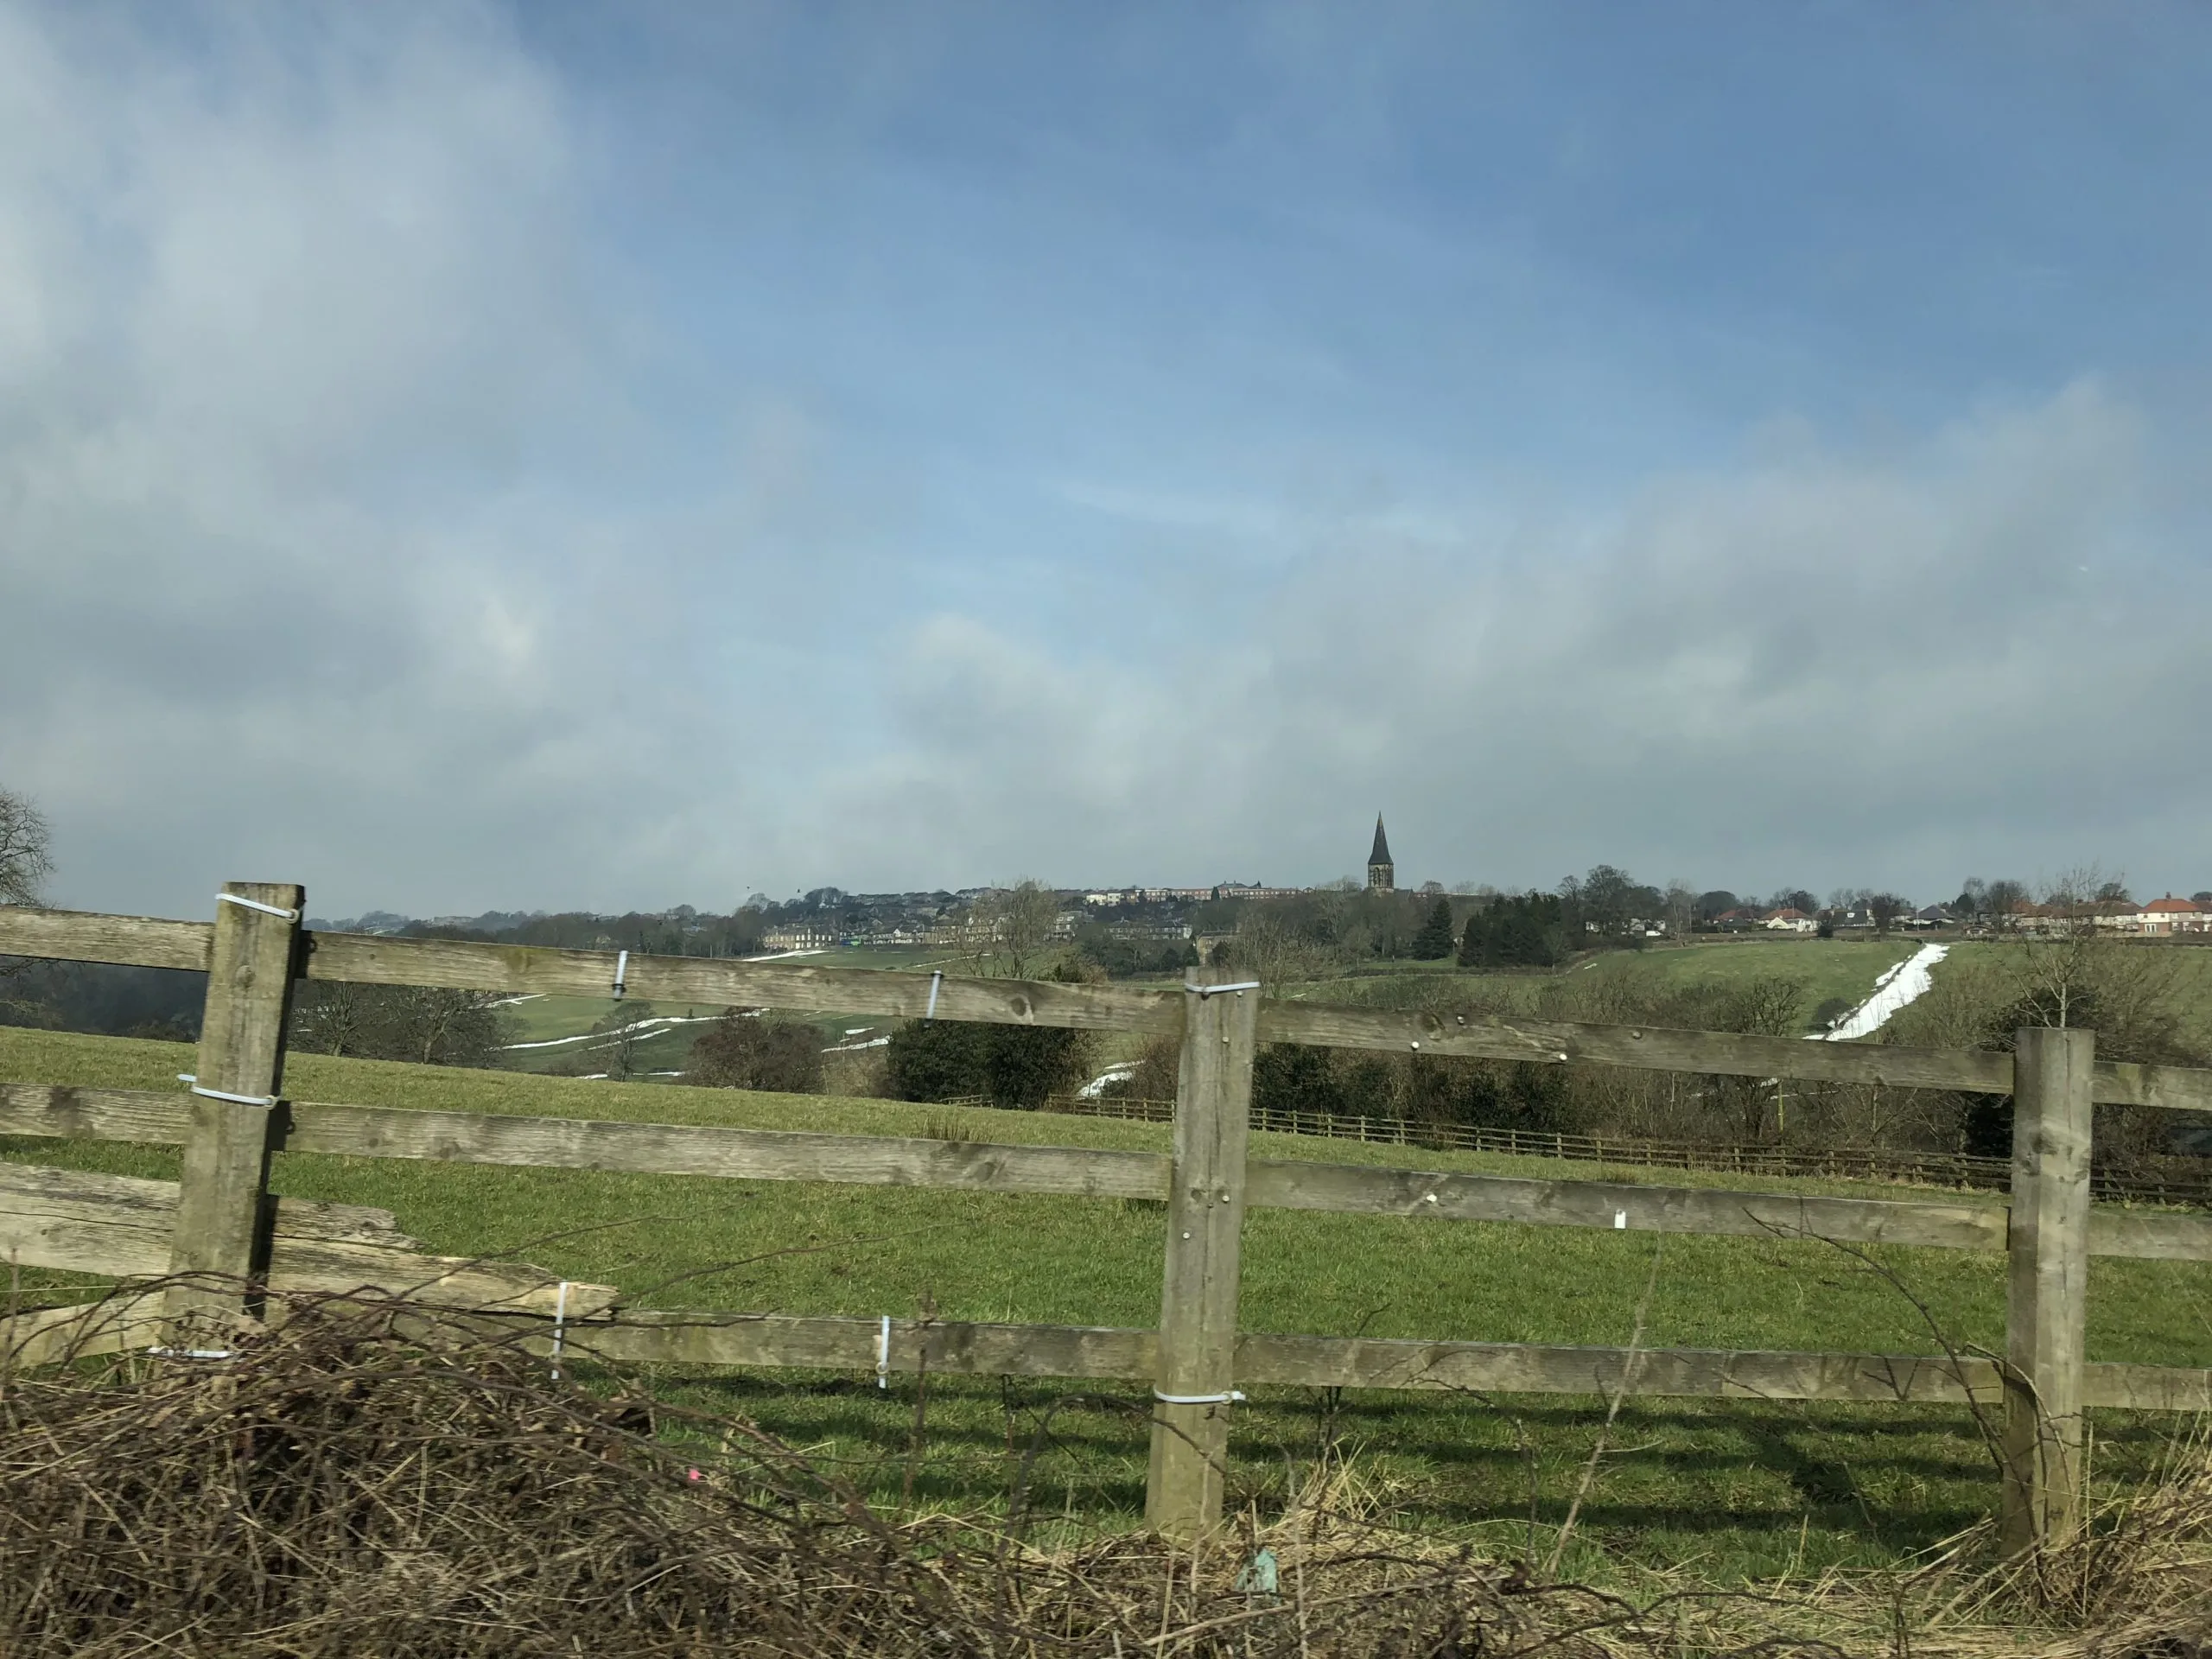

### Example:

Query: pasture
xmin=8 ymin=1023 xmax=2210 ymax=1583
xmin=488 ymin=934 xmax=1941 ymax=1076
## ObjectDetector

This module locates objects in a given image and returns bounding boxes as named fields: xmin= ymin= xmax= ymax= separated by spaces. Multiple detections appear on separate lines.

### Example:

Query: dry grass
xmin=3 ymin=1287 xmax=2209 ymax=1657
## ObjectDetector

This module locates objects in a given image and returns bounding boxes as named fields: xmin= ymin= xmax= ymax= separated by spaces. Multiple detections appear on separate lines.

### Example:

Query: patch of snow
xmin=501 ymin=1012 xmax=721 ymax=1051
xmin=822 ymin=1036 xmax=891 ymax=1052
xmin=742 ymin=949 xmax=827 ymax=962
xmin=489 ymin=993 xmax=544 ymax=1008
xmin=1078 ymin=1063 xmax=1139 ymax=1099
xmin=1813 ymin=944 xmax=1949 ymax=1042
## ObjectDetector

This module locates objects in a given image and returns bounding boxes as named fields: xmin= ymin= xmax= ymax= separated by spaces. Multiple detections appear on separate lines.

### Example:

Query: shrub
xmin=688 ymin=1009 xmax=825 ymax=1094
xmin=883 ymin=1019 xmax=1096 ymax=1110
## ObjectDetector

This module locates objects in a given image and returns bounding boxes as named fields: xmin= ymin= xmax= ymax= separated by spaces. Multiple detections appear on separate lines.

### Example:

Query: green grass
xmin=1278 ymin=937 xmax=1926 ymax=1030
xmin=493 ymin=994 xmax=899 ymax=1078
xmin=6 ymin=1025 xmax=2210 ymax=1580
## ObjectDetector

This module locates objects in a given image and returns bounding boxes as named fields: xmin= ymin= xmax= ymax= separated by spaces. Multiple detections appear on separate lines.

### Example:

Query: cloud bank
xmin=3 ymin=5 xmax=2207 ymax=917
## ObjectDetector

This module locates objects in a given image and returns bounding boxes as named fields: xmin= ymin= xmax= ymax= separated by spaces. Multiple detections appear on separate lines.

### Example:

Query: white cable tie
xmin=925 ymin=970 xmax=943 ymax=1020
xmin=1183 ymin=981 xmax=1261 ymax=999
xmin=148 ymin=1345 xmax=234 ymax=1361
xmin=550 ymin=1281 xmax=570 ymax=1382
xmin=1154 ymin=1388 xmax=1246 ymax=1405
xmin=876 ymin=1314 xmax=892 ymax=1389
xmin=612 ymin=950 xmax=628 ymax=1000
xmin=176 ymin=1074 xmax=276 ymax=1108
xmin=216 ymin=893 xmax=301 ymax=922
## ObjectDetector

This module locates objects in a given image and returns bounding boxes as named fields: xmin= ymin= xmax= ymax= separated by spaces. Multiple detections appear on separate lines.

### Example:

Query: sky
xmin=3 ymin=1 xmax=2211 ymax=919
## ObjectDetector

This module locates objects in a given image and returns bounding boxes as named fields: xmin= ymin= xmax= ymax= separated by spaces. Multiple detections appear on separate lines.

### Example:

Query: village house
xmin=1762 ymin=907 xmax=1816 ymax=933
xmin=2139 ymin=894 xmax=2209 ymax=936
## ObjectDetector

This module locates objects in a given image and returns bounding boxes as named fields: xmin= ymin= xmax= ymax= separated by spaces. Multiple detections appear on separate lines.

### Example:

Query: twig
xmin=1546 ymin=1235 xmax=1665 ymax=1576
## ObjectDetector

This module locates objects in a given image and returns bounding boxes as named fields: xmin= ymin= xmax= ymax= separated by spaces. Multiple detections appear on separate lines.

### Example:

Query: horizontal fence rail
xmin=8 ymin=1083 xmax=2212 ymax=1262
xmin=9 ymin=893 xmax=2212 ymax=1550
xmin=18 ymin=1298 xmax=2212 ymax=1416
xmin=1053 ymin=1096 xmax=2212 ymax=1209
xmin=0 ymin=1160 xmax=613 ymax=1315
xmin=8 ymin=905 xmax=2212 ymax=1108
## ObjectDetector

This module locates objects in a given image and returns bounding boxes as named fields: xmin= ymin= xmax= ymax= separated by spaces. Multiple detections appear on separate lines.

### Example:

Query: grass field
xmin=493 ymin=990 xmax=899 ymax=1078
xmin=1280 ymin=936 xmax=1928 ymax=1029
xmin=492 ymin=936 xmax=1937 ymax=1077
xmin=8 ymin=1024 xmax=2212 ymax=1580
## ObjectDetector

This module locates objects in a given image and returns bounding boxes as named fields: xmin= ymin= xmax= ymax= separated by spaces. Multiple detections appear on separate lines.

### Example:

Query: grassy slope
xmin=1281 ymin=937 xmax=1927 ymax=1027
xmin=485 ymin=937 xmax=1935 ymax=1078
xmin=1923 ymin=940 xmax=2212 ymax=1051
xmin=7 ymin=1026 xmax=2210 ymax=1577
xmin=494 ymin=993 xmax=899 ymax=1078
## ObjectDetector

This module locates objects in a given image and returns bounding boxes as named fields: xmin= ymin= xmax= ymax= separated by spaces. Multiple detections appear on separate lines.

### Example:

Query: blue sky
xmin=3 ymin=2 xmax=2210 ymax=917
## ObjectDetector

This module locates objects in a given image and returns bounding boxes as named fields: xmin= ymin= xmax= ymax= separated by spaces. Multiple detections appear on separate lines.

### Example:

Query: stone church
xmin=1366 ymin=816 xmax=1394 ymax=893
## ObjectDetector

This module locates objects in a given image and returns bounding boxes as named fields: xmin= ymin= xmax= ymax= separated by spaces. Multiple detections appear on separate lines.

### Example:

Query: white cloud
xmin=2 ymin=7 xmax=2204 ymax=918
xmin=806 ymin=381 xmax=2207 ymax=899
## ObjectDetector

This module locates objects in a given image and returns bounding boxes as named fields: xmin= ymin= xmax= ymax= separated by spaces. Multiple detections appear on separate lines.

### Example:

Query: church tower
xmin=1366 ymin=816 xmax=1395 ymax=893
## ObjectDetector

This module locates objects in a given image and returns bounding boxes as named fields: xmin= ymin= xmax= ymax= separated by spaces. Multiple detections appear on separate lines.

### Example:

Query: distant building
xmin=760 ymin=925 xmax=842 ymax=951
xmin=2141 ymin=894 xmax=2209 ymax=936
xmin=1367 ymin=817 xmax=1395 ymax=893
xmin=1762 ymin=907 xmax=1816 ymax=933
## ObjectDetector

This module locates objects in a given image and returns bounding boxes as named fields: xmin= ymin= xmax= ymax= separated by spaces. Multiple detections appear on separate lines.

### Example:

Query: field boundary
xmin=8 ymin=903 xmax=2211 ymax=1110
xmin=1048 ymin=1096 xmax=2212 ymax=1207
xmin=21 ymin=1294 xmax=2212 ymax=1414
xmin=10 ymin=1080 xmax=2210 ymax=1259
xmin=7 ymin=893 xmax=2212 ymax=1547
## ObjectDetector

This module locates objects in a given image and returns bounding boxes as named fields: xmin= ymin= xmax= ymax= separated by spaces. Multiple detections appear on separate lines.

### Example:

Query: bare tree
xmin=0 ymin=788 xmax=54 ymax=907
xmin=591 ymin=1001 xmax=659 ymax=1081
xmin=1983 ymin=878 xmax=2030 ymax=933
xmin=1230 ymin=904 xmax=1337 ymax=989
xmin=1662 ymin=880 xmax=1696 ymax=942
xmin=963 ymin=880 xmax=1064 ymax=978
xmin=289 ymin=982 xmax=512 ymax=1066
xmin=292 ymin=982 xmax=381 ymax=1057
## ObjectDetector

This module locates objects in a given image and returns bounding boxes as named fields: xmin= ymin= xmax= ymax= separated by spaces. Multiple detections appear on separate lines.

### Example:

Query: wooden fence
xmin=5 ymin=889 xmax=2212 ymax=1554
xmin=1051 ymin=1097 xmax=2212 ymax=1207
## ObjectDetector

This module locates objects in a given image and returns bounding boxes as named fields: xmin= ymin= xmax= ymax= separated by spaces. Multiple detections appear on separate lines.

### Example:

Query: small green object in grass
xmin=1235 ymin=1547 xmax=1279 ymax=1600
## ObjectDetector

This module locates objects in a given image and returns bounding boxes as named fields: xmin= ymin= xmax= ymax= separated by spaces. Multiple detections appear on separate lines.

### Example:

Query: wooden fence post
xmin=1145 ymin=966 xmax=1260 ymax=1539
xmin=1999 ymin=1025 xmax=2094 ymax=1555
xmin=166 ymin=882 xmax=304 ymax=1330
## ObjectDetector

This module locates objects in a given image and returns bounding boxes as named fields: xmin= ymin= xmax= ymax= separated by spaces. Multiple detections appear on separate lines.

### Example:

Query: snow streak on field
xmin=1816 ymin=943 xmax=1948 ymax=1041
xmin=502 ymin=1013 xmax=722 ymax=1051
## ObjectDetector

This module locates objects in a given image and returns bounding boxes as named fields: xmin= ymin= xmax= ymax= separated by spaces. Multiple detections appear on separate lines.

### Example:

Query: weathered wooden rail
xmin=6 ymin=894 xmax=2212 ymax=1554
xmin=1055 ymin=1096 xmax=2212 ymax=1207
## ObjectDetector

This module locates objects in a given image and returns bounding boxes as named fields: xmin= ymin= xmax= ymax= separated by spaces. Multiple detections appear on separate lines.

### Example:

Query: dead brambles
xmin=1 ymin=1287 xmax=2208 ymax=1657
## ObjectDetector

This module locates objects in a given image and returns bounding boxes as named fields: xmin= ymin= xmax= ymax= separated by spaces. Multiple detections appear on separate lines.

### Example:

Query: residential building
xmin=2141 ymin=895 xmax=2209 ymax=936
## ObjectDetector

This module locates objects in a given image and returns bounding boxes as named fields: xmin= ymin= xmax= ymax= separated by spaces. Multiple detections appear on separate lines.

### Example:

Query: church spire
xmin=1366 ymin=816 xmax=1395 ymax=893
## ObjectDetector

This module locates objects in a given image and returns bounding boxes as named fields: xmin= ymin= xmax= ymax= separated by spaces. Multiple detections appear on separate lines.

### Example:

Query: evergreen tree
xmin=1457 ymin=893 xmax=1564 ymax=969
xmin=1410 ymin=897 xmax=1456 ymax=960
xmin=1458 ymin=908 xmax=1494 ymax=968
